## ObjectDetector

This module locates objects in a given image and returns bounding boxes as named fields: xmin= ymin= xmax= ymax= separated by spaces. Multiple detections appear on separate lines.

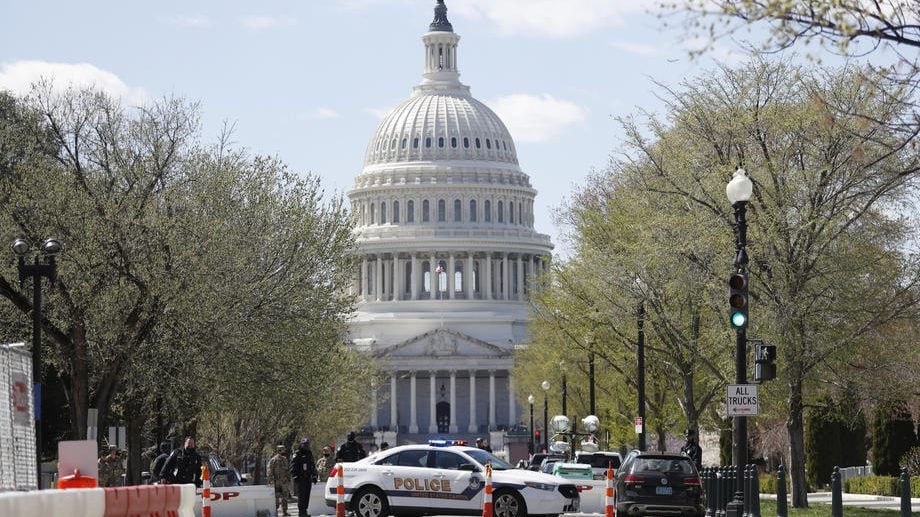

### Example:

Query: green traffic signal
xmin=728 ymin=272 xmax=749 ymax=329
xmin=731 ymin=311 xmax=747 ymax=328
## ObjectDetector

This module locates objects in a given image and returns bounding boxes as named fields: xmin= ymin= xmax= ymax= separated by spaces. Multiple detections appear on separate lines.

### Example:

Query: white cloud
xmin=167 ymin=15 xmax=212 ymax=28
xmin=311 ymin=107 xmax=341 ymax=120
xmin=488 ymin=93 xmax=587 ymax=142
xmin=681 ymin=37 xmax=746 ymax=65
xmin=0 ymin=61 xmax=148 ymax=104
xmin=239 ymin=15 xmax=297 ymax=31
xmin=367 ymin=106 xmax=394 ymax=119
xmin=609 ymin=40 xmax=661 ymax=57
xmin=449 ymin=0 xmax=655 ymax=38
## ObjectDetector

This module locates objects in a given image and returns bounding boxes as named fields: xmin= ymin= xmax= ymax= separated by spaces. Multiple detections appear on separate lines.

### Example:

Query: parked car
xmin=573 ymin=451 xmax=623 ymax=480
xmin=614 ymin=453 xmax=704 ymax=517
xmin=527 ymin=453 xmax=565 ymax=472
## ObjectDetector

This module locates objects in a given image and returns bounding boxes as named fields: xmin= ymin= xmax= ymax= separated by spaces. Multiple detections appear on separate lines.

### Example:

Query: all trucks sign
xmin=726 ymin=384 xmax=759 ymax=416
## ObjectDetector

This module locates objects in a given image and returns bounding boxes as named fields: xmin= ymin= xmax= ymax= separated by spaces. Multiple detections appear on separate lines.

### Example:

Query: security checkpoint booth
xmin=0 ymin=342 xmax=36 ymax=492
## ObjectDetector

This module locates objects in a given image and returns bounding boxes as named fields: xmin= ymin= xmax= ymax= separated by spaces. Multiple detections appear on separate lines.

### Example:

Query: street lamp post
xmin=527 ymin=394 xmax=535 ymax=454
xmin=726 ymin=167 xmax=753 ymax=515
xmin=560 ymin=364 xmax=567 ymax=418
xmin=637 ymin=301 xmax=646 ymax=451
xmin=11 ymin=237 xmax=62 ymax=487
xmin=541 ymin=380 xmax=550 ymax=452
xmin=588 ymin=350 xmax=596 ymax=417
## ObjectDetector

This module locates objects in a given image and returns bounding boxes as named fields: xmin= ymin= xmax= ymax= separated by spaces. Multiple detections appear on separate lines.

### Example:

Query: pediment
xmin=374 ymin=328 xmax=509 ymax=358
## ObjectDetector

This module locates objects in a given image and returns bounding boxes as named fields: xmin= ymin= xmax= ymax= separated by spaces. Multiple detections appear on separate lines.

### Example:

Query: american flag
xmin=435 ymin=264 xmax=445 ymax=274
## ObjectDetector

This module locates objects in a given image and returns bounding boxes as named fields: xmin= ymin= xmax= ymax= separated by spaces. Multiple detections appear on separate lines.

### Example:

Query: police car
xmin=325 ymin=440 xmax=579 ymax=517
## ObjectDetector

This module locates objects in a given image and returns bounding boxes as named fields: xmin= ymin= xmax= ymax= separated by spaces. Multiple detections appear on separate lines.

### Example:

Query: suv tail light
xmin=683 ymin=476 xmax=701 ymax=486
xmin=329 ymin=466 xmax=339 ymax=478
xmin=624 ymin=474 xmax=644 ymax=486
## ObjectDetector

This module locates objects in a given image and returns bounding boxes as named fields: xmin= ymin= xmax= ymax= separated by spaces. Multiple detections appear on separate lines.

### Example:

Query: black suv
xmin=614 ymin=452 xmax=704 ymax=517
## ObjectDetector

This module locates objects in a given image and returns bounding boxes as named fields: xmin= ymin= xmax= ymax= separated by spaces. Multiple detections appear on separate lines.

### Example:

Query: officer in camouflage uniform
xmin=98 ymin=445 xmax=124 ymax=487
xmin=268 ymin=445 xmax=292 ymax=515
xmin=315 ymin=446 xmax=333 ymax=482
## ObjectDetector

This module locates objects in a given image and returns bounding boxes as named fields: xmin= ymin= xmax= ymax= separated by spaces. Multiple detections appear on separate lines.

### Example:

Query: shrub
xmin=872 ymin=400 xmax=917 ymax=476
xmin=760 ymin=473 xmax=790 ymax=494
xmin=900 ymin=446 xmax=920 ymax=475
xmin=844 ymin=475 xmax=920 ymax=497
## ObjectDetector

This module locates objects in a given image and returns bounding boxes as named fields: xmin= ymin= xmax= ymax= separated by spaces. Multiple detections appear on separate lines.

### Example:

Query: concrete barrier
xmin=194 ymin=484 xmax=275 ymax=517
xmin=0 ymin=484 xmax=196 ymax=517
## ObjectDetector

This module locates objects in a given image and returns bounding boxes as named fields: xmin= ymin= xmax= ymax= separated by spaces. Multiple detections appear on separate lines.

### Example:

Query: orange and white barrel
xmin=481 ymin=462 xmax=493 ymax=517
xmin=604 ymin=461 xmax=615 ymax=517
xmin=201 ymin=464 xmax=211 ymax=517
xmin=335 ymin=463 xmax=346 ymax=517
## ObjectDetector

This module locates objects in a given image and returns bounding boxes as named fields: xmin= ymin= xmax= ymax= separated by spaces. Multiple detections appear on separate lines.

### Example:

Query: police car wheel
xmin=492 ymin=489 xmax=525 ymax=517
xmin=352 ymin=487 xmax=389 ymax=517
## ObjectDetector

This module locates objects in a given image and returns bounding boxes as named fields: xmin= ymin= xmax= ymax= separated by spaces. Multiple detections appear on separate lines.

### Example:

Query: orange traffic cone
xmin=335 ymin=463 xmax=346 ymax=517
xmin=481 ymin=462 xmax=493 ymax=517
xmin=202 ymin=464 xmax=212 ymax=517
xmin=604 ymin=461 xmax=615 ymax=517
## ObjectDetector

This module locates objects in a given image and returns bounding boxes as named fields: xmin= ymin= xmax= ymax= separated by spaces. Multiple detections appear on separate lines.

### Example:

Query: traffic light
xmin=754 ymin=343 xmax=776 ymax=382
xmin=728 ymin=272 xmax=749 ymax=328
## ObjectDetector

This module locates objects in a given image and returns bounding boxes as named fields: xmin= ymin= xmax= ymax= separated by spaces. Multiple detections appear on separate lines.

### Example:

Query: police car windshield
xmin=465 ymin=449 xmax=513 ymax=470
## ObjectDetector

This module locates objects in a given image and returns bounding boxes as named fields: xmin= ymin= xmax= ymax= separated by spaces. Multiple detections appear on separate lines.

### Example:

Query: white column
xmin=429 ymin=253 xmax=437 ymax=300
xmin=370 ymin=383 xmax=378 ymax=428
xmin=466 ymin=254 xmax=474 ymax=299
xmin=488 ymin=370 xmax=496 ymax=430
xmin=449 ymin=370 xmax=458 ymax=433
xmin=375 ymin=255 xmax=383 ymax=302
xmin=390 ymin=373 xmax=398 ymax=431
xmin=516 ymin=255 xmax=524 ymax=300
xmin=508 ymin=374 xmax=516 ymax=427
xmin=428 ymin=371 xmax=438 ymax=433
xmin=503 ymin=253 xmax=510 ymax=300
xmin=448 ymin=253 xmax=455 ymax=299
xmin=361 ymin=258 xmax=368 ymax=302
xmin=411 ymin=255 xmax=418 ymax=300
xmin=409 ymin=371 xmax=419 ymax=433
xmin=468 ymin=370 xmax=478 ymax=433
xmin=383 ymin=257 xmax=391 ymax=301
xmin=484 ymin=254 xmax=492 ymax=300
xmin=394 ymin=255 xmax=402 ymax=302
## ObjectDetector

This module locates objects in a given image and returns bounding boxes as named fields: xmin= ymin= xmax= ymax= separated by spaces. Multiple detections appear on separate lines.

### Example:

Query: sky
xmin=0 ymin=0 xmax=750 ymax=257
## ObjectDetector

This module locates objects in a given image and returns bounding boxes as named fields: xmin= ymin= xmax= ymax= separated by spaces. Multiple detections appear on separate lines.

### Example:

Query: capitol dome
xmin=348 ymin=0 xmax=553 ymax=447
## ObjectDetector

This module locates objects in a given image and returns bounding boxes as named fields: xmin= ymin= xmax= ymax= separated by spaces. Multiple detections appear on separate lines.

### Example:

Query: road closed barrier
xmin=0 ymin=483 xmax=195 ymax=517
xmin=194 ymin=485 xmax=275 ymax=517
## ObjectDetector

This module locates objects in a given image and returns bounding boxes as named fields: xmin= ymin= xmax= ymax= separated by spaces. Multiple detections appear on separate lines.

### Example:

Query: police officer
xmin=335 ymin=432 xmax=366 ymax=463
xmin=268 ymin=445 xmax=292 ymax=516
xmin=159 ymin=436 xmax=203 ymax=487
xmin=290 ymin=438 xmax=317 ymax=517
xmin=681 ymin=429 xmax=703 ymax=471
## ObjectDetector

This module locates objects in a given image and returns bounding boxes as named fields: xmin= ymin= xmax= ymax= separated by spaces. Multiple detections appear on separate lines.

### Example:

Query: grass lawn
xmin=759 ymin=499 xmax=900 ymax=516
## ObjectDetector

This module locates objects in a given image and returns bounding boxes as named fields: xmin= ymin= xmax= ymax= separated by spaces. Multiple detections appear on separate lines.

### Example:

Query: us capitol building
xmin=347 ymin=1 xmax=553 ymax=451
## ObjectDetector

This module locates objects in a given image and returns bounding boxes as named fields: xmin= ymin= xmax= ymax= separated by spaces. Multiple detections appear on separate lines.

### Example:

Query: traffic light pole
xmin=728 ymin=199 xmax=749 ymax=515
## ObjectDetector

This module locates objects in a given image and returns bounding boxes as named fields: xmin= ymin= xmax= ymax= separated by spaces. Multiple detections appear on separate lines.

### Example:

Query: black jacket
xmin=335 ymin=440 xmax=366 ymax=463
xmin=150 ymin=452 xmax=170 ymax=482
xmin=290 ymin=447 xmax=317 ymax=484
xmin=159 ymin=448 xmax=202 ymax=486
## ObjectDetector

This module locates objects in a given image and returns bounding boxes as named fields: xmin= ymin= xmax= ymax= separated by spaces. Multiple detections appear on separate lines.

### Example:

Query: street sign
xmin=634 ymin=416 xmax=643 ymax=434
xmin=727 ymin=384 xmax=759 ymax=416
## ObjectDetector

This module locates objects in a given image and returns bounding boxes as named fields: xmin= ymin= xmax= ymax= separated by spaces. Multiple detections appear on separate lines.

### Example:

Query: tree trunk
xmin=69 ymin=323 xmax=89 ymax=440
xmin=656 ymin=425 xmax=667 ymax=452
xmin=254 ymin=451 xmax=264 ymax=485
xmin=125 ymin=404 xmax=144 ymax=485
xmin=788 ymin=376 xmax=809 ymax=508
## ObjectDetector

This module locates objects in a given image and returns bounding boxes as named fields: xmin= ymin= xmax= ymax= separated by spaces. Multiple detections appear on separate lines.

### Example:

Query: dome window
xmin=497 ymin=201 xmax=504 ymax=223
xmin=426 ymin=137 xmax=432 ymax=148
xmin=509 ymin=201 xmax=514 ymax=224
xmin=381 ymin=202 xmax=387 ymax=224
xmin=453 ymin=199 xmax=461 ymax=221
xmin=475 ymin=138 xmax=481 ymax=149
xmin=518 ymin=203 xmax=523 ymax=225
xmin=463 ymin=137 xmax=469 ymax=148
xmin=502 ymin=140 xmax=507 ymax=150
xmin=484 ymin=200 xmax=491 ymax=222
xmin=393 ymin=201 xmax=400 ymax=223
xmin=438 ymin=199 xmax=446 ymax=222
xmin=407 ymin=200 xmax=415 ymax=223
xmin=423 ymin=200 xmax=430 ymax=222
xmin=451 ymin=137 xmax=457 ymax=148
xmin=413 ymin=137 xmax=419 ymax=148
xmin=486 ymin=139 xmax=492 ymax=150
xmin=469 ymin=200 xmax=477 ymax=222
xmin=391 ymin=139 xmax=397 ymax=150
xmin=438 ymin=137 xmax=445 ymax=148
xmin=370 ymin=203 xmax=376 ymax=224
xmin=401 ymin=138 xmax=407 ymax=149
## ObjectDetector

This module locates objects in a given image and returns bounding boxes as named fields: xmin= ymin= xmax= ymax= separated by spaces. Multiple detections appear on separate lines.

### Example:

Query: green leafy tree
xmin=605 ymin=59 xmax=920 ymax=507
xmin=873 ymin=399 xmax=918 ymax=476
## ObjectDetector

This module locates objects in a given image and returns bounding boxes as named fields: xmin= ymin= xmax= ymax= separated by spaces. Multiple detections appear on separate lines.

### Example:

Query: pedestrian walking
xmin=98 ymin=445 xmax=124 ymax=487
xmin=149 ymin=442 xmax=171 ymax=484
xmin=379 ymin=442 xmax=389 ymax=451
xmin=290 ymin=437 xmax=317 ymax=517
xmin=158 ymin=436 xmax=203 ymax=487
xmin=680 ymin=429 xmax=703 ymax=472
xmin=335 ymin=432 xmax=366 ymax=463
xmin=315 ymin=446 xmax=334 ymax=482
xmin=268 ymin=445 xmax=292 ymax=516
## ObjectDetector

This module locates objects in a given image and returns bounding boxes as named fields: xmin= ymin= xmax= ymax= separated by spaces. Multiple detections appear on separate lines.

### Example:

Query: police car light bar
xmin=428 ymin=439 xmax=468 ymax=447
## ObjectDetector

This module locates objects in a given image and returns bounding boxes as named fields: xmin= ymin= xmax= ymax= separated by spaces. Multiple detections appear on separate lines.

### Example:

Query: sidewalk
xmin=762 ymin=491 xmax=920 ymax=513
